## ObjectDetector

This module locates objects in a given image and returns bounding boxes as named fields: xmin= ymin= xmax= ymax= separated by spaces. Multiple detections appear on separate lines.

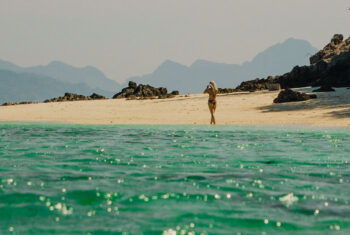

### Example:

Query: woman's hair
xmin=209 ymin=80 xmax=218 ymax=91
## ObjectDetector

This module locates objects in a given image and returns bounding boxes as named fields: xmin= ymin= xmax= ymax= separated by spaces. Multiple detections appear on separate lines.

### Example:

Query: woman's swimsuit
xmin=208 ymin=99 xmax=216 ymax=105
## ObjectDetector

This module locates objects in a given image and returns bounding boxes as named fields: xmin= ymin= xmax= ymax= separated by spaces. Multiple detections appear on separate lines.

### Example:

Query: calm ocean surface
xmin=0 ymin=123 xmax=349 ymax=234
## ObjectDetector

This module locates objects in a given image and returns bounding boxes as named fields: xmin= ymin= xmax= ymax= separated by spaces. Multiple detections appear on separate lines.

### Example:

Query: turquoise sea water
xmin=0 ymin=123 xmax=350 ymax=234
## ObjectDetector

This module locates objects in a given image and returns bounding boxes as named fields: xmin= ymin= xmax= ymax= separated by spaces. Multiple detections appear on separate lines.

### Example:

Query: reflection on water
xmin=0 ymin=123 xmax=349 ymax=234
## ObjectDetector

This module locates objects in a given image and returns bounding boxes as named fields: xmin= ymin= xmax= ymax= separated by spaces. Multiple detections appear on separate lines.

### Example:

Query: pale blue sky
xmin=0 ymin=0 xmax=349 ymax=82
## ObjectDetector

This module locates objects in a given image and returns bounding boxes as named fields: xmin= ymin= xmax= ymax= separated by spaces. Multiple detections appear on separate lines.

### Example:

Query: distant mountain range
xmin=0 ymin=37 xmax=318 ymax=103
xmin=126 ymin=38 xmax=318 ymax=93
xmin=0 ymin=59 xmax=120 ymax=92
xmin=0 ymin=70 xmax=113 ymax=103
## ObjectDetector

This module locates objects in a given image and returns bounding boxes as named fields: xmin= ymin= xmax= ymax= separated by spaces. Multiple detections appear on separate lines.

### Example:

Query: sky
xmin=0 ymin=0 xmax=349 ymax=83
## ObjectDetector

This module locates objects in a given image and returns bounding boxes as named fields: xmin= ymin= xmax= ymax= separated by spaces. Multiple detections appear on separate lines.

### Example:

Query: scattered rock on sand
xmin=2 ymin=101 xmax=37 ymax=106
xmin=236 ymin=77 xmax=280 ymax=92
xmin=44 ymin=92 xmax=106 ymax=103
xmin=312 ymin=85 xmax=335 ymax=92
xmin=218 ymin=88 xmax=239 ymax=94
xmin=89 ymin=93 xmax=106 ymax=99
xmin=113 ymin=81 xmax=179 ymax=99
xmin=2 ymin=102 xmax=17 ymax=106
xmin=273 ymin=89 xmax=317 ymax=103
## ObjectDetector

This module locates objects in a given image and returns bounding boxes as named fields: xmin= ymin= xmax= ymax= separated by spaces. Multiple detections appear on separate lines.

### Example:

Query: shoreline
xmin=1 ymin=87 xmax=349 ymax=127
xmin=1 ymin=121 xmax=350 ymax=130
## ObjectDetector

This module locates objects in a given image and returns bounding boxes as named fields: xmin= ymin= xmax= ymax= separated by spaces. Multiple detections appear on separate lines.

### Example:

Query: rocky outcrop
xmin=2 ymin=102 xmax=17 ymax=106
xmin=312 ymin=85 xmax=335 ymax=92
xmin=310 ymin=34 xmax=350 ymax=64
xmin=236 ymin=76 xmax=281 ymax=91
xmin=236 ymin=34 xmax=350 ymax=91
xmin=218 ymin=88 xmax=239 ymax=94
xmin=90 ymin=93 xmax=106 ymax=99
xmin=273 ymin=89 xmax=317 ymax=103
xmin=2 ymin=101 xmax=37 ymax=106
xmin=113 ymin=81 xmax=179 ymax=99
xmin=44 ymin=92 xmax=106 ymax=103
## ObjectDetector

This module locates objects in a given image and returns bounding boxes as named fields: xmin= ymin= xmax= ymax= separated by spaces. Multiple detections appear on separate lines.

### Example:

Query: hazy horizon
xmin=0 ymin=0 xmax=349 ymax=82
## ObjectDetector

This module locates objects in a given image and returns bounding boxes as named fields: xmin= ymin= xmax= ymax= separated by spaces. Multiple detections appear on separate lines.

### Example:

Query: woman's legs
xmin=208 ymin=103 xmax=216 ymax=125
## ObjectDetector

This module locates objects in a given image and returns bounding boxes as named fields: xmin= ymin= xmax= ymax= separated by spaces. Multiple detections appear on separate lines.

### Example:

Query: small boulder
xmin=312 ymin=85 xmax=335 ymax=92
xmin=19 ymin=101 xmax=36 ymax=105
xmin=218 ymin=88 xmax=237 ymax=94
xmin=158 ymin=87 xmax=168 ymax=95
xmin=124 ymin=88 xmax=135 ymax=96
xmin=90 ymin=93 xmax=106 ymax=99
xmin=126 ymin=95 xmax=137 ymax=100
xmin=128 ymin=81 xmax=137 ymax=89
xmin=171 ymin=90 xmax=179 ymax=95
xmin=266 ymin=83 xmax=281 ymax=91
xmin=2 ymin=102 xmax=16 ymax=106
xmin=142 ymin=86 xmax=155 ymax=97
xmin=331 ymin=34 xmax=344 ymax=45
xmin=273 ymin=89 xmax=317 ymax=103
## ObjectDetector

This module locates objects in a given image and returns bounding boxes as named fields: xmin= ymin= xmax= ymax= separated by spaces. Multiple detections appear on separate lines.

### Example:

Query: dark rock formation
xmin=236 ymin=34 xmax=350 ymax=91
xmin=218 ymin=88 xmax=239 ymax=94
xmin=310 ymin=34 xmax=349 ymax=64
xmin=2 ymin=102 xmax=17 ymax=106
xmin=113 ymin=81 xmax=179 ymax=99
xmin=90 ymin=93 xmax=106 ymax=99
xmin=19 ymin=101 xmax=37 ymax=105
xmin=128 ymin=81 xmax=137 ymax=89
xmin=44 ymin=92 xmax=105 ymax=103
xmin=236 ymin=76 xmax=280 ymax=92
xmin=312 ymin=85 xmax=335 ymax=92
xmin=2 ymin=101 xmax=37 ymax=106
xmin=273 ymin=89 xmax=317 ymax=103
xmin=170 ymin=90 xmax=180 ymax=95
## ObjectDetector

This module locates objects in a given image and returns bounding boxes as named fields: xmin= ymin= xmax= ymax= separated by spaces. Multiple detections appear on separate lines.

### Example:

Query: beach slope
xmin=0 ymin=88 xmax=349 ymax=127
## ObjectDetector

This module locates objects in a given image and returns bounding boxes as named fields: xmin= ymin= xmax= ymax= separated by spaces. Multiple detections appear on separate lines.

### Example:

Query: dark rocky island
xmin=113 ymin=81 xmax=179 ymax=99
xmin=236 ymin=34 xmax=350 ymax=91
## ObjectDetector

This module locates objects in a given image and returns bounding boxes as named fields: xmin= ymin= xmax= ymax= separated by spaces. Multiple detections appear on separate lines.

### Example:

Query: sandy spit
xmin=0 ymin=88 xmax=349 ymax=127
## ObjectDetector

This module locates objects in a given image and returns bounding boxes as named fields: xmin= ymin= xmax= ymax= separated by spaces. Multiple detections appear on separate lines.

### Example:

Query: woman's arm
xmin=204 ymin=85 xmax=213 ymax=94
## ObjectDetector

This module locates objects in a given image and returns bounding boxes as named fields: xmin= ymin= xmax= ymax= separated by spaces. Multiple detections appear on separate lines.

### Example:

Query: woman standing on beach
xmin=204 ymin=81 xmax=218 ymax=125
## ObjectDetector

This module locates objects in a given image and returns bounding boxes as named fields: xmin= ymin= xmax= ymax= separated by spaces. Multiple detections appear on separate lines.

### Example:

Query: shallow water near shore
xmin=0 ymin=123 xmax=350 ymax=234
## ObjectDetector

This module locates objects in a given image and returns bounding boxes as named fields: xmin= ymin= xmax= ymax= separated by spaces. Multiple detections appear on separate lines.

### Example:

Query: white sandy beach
xmin=0 ymin=88 xmax=349 ymax=127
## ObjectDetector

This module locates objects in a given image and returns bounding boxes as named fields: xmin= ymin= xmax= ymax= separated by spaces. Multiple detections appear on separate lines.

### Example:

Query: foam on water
xmin=0 ymin=123 xmax=349 ymax=234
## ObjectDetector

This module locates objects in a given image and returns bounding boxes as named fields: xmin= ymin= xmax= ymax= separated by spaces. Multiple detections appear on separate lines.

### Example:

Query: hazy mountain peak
xmin=127 ymin=38 xmax=318 ymax=93
xmin=0 ymin=59 xmax=120 ymax=93
xmin=0 ymin=59 xmax=22 ymax=71
xmin=247 ymin=38 xmax=318 ymax=68
xmin=190 ymin=59 xmax=236 ymax=69
xmin=154 ymin=60 xmax=189 ymax=74
xmin=190 ymin=59 xmax=214 ymax=67
xmin=47 ymin=60 xmax=67 ymax=66
xmin=158 ymin=59 xmax=187 ymax=68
